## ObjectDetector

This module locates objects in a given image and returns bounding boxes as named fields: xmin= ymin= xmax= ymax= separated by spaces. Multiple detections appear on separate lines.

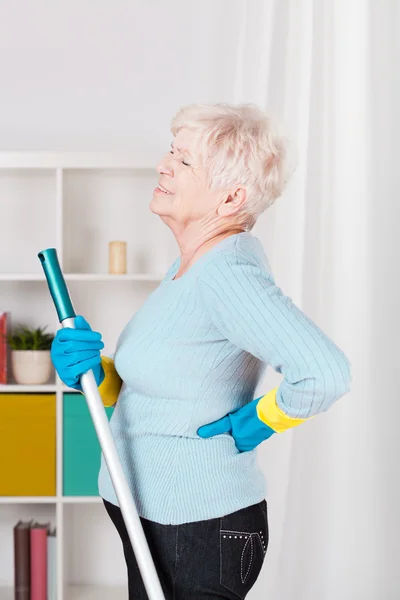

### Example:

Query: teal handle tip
xmin=38 ymin=248 xmax=76 ymax=322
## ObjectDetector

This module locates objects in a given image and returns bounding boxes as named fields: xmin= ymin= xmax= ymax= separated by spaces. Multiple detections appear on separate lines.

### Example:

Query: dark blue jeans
xmin=103 ymin=498 xmax=268 ymax=599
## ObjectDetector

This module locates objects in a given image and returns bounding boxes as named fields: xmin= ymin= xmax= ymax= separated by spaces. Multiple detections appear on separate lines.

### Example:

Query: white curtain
xmin=234 ymin=2 xmax=399 ymax=599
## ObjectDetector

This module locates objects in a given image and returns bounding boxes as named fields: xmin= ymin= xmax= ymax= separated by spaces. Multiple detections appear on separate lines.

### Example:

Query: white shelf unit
xmin=0 ymin=153 xmax=177 ymax=600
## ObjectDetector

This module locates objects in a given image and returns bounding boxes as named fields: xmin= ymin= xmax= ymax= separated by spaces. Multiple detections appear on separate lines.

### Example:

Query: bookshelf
xmin=0 ymin=153 xmax=177 ymax=600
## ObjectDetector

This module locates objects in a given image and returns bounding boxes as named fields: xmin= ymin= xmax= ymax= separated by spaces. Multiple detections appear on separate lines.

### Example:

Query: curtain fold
xmin=232 ymin=2 xmax=398 ymax=598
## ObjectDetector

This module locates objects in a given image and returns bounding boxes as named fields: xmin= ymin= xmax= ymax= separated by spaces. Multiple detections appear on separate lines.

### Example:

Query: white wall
xmin=0 ymin=0 xmax=242 ymax=154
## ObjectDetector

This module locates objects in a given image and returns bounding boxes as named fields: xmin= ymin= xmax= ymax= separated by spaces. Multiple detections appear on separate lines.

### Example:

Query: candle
xmin=109 ymin=241 xmax=127 ymax=274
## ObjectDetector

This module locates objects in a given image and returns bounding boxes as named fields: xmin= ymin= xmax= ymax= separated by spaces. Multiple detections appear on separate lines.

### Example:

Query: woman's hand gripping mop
xmin=38 ymin=248 xmax=166 ymax=600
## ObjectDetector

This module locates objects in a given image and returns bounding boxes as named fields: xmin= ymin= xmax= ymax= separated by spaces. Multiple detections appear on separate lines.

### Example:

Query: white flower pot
xmin=11 ymin=350 xmax=53 ymax=385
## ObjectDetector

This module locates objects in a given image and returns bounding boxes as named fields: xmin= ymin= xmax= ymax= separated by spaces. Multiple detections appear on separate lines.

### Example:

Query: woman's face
xmin=150 ymin=128 xmax=219 ymax=229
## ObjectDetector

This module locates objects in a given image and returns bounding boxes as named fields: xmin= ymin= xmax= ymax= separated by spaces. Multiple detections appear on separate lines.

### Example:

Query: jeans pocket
xmin=219 ymin=501 xmax=268 ymax=598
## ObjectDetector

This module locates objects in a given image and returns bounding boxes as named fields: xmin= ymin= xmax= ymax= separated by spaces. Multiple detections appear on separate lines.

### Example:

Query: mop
xmin=38 ymin=248 xmax=165 ymax=600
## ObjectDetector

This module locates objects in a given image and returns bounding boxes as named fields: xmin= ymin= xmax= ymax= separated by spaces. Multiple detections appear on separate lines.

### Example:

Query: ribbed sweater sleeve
xmin=198 ymin=248 xmax=352 ymax=420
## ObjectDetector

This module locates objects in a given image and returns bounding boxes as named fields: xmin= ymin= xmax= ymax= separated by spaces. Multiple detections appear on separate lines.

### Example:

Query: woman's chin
xmin=150 ymin=196 xmax=170 ymax=216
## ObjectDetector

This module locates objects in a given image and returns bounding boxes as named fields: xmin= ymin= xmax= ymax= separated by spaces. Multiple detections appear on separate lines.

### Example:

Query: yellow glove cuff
xmin=256 ymin=387 xmax=308 ymax=433
xmin=98 ymin=355 xmax=123 ymax=407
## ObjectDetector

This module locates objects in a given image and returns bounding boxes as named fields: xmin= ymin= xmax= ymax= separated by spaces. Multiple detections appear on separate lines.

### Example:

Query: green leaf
xmin=6 ymin=323 xmax=55 ymax=350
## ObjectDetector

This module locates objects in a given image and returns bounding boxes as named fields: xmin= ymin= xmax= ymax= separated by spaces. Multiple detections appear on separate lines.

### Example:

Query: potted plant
xmin=6 ymin=325 xmax=55 ymax=385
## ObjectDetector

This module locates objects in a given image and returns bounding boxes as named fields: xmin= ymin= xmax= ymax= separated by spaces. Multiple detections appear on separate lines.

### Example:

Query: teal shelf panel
xmin=63 ymin=393 xmax=113 ymax=496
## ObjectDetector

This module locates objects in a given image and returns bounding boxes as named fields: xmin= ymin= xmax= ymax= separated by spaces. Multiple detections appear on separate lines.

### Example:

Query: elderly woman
xmin=51 ymin=103 xmax=352 ymax=599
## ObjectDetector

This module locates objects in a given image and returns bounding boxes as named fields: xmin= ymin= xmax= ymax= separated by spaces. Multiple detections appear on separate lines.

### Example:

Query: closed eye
xmin=170 ymin=150 xmax=190 ymax=167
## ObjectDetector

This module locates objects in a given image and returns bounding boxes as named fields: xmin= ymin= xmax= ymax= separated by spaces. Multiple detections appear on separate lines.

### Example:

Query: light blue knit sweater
xmin=98 ymin=232 xmax=351 ymax=524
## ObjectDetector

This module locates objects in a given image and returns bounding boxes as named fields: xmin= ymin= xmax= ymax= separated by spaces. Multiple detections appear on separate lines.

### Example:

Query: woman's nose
xmin=156 ymin=154 xmax=174 ymax=176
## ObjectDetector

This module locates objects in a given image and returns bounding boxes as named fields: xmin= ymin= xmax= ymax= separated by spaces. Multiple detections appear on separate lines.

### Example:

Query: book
xmin=0 ymin=311 xmax=10 ymax=384
xmin=47 ymin=528 xmax=57 ymax=600
xmin=30 ymin=522 xmax=49 ymax=600
xmin=13 ymin=520 xmax=33 ymax=600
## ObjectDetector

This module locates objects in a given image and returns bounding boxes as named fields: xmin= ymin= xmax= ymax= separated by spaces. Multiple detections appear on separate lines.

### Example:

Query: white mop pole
xmin=39 ymin=249 xmax=165 ymax=600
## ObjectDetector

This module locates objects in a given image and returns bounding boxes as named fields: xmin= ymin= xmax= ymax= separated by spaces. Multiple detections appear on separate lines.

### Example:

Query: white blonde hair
xmin=171 ymin=103 xmax=294 ymax=231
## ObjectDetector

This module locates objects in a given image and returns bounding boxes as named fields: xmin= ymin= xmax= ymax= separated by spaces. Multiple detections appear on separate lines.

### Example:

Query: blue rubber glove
xmin=197 ymin=396 xmax=275 ymax=452
xmin=50 ymin=315 xmax=105 ymax=392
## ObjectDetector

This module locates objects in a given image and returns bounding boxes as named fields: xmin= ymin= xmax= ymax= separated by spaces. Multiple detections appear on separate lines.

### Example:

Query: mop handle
xmin=38 ymin=248 xmax=166 ymax=600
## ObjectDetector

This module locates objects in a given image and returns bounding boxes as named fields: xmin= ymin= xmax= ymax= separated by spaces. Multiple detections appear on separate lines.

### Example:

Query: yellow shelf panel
xmin=0 ymin=394 xmax=56 ymax=496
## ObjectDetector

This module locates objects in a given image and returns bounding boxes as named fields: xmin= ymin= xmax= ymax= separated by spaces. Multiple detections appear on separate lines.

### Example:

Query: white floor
xmin=66 ymin=586 xmax=128 ymax=600
xmin=1 ymin=585 xmax=128 ymax=600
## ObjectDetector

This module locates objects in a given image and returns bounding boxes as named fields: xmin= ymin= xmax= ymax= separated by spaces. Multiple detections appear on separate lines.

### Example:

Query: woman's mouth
xmin=155 ymin=184 xmax=173 ymax=195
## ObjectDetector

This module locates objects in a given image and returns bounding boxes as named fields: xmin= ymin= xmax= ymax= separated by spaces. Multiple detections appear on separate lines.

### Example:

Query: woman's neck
xmin=173 ymin=227 xmax=246 ymax=278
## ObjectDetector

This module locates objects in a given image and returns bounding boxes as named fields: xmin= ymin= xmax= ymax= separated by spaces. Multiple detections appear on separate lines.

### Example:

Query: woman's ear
xmin=218 ymin=186 xmax=247 ymax=219
xmin=231 ymin=186 xmax=247 ymax=207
